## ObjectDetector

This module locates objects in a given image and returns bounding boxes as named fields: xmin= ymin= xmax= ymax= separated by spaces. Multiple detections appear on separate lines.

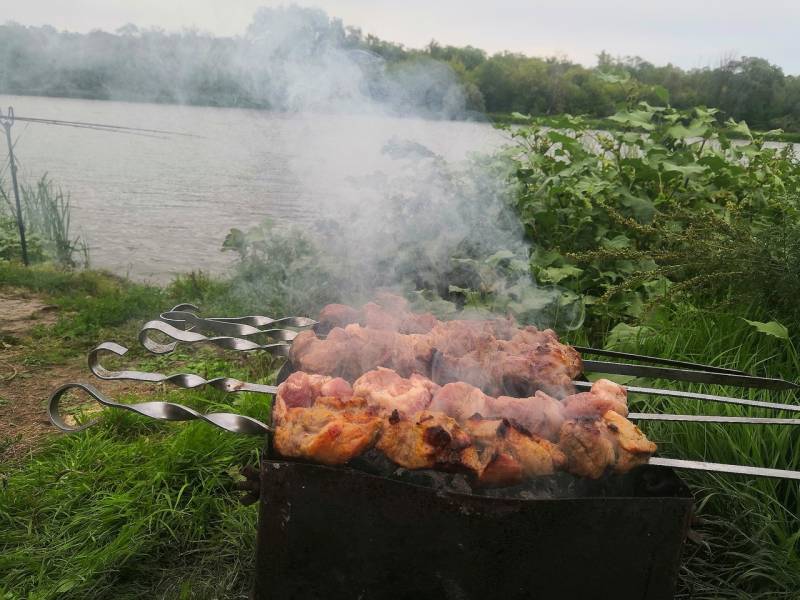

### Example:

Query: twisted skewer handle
xmin=160 ymin=303 xmax=315 ymax=337
xmin=47 ymin=382 xmax=271 ymax=434
xmin=138 ymin=320 xmax=292 ymax=355
xmin=89 ymin=341 xmax=278 ymax=395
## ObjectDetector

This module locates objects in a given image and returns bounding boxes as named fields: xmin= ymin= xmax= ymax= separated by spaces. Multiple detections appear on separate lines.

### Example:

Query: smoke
xmin=236 ymin=6 xmax=470 ymax=119
xmin=226 ymin=6 xmax=582 ymax=330
xmin=0 ymin=5 xmax=581 ymax=329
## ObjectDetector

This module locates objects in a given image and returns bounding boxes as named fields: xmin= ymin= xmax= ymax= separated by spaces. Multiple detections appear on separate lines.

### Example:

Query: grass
xmin=584 ymin=304 xmax=800 ymax=599
xmin=1 ymin=264 xmax=800 ymax=598
xmin=1 ymin=175 xmax=89 ymax=268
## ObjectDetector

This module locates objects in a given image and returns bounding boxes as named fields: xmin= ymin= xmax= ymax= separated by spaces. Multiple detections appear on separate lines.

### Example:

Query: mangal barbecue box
xmin=47 ymin=297 xmax=800 ymax=599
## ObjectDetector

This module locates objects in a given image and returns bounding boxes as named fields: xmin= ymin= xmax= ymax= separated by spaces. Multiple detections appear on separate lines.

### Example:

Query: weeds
xmin=1 ymin=174 xmax=88 ymax=268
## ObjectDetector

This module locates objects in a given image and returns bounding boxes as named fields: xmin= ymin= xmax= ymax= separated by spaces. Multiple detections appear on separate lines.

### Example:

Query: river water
xmin=1 ymin=94 xmax=506 ymax=282
xmin=3 ymin=94 xmax=797 ymax=283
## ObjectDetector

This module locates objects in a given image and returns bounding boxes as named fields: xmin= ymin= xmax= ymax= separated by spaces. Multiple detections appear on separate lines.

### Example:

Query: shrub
xmin=506 ymin=105 xmax=800 ymax=328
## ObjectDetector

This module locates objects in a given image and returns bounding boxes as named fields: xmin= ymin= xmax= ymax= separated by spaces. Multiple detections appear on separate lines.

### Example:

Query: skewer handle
xmin=138 ymin=320 xmax=291 ymax=355
xmin=89 ymin=341 xmax=278 ymax=395
xmin=48 ymin=382 xmax=272 ymax=434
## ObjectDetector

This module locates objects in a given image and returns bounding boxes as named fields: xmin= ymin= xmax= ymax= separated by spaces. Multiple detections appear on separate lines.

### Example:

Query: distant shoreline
xmin=4 ymin=90 xmax=796 ymax=144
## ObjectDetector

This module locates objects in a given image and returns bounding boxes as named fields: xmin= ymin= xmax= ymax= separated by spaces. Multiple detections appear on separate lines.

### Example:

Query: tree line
xmin=1 ymin=7 xmax=798 ymax=131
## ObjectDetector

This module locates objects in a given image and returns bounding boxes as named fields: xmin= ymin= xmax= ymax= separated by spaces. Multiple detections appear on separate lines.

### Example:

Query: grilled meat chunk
xmin=289 ymin=329 xmax=352 ymax=378
xmin=464 ymin=417 xmax=566 ymax=485
xmin=316 ymin=294 xmax=438 ymax=335
xmin=273 ymin=371 xmax=353 ymax=424
xmin=428 ymin=382 xmax=491 ymax=423
xmin=428 ymin=381 xmax=564 ymax=440
xmin=294 ymin=301 xmax=584 ymax=398
xmin=602 ymin=410 xmax=657 ymax=472
xmin=274 ymin=405 xmax=382 ymax=465
xmin=318 ymin=303 xmax=361 ymax=332
xmin=433 ymin=345 xmax=578 ymax=398
xmin=426 ymin=319 xmax=512 ymax=357
xmin=562 ymin=379 xmax=628 ymax=418
xmin=353 ymin=367 xmax=437 ymax=417
xmin=273 ymin=369 xmax=656 ymax=485
xmin=290 ymin=326 xmax=432 ymax=380
xmin=488 ymin=392 xmax=565 ymax=440
xmin=558 ymin=410 xmax=656 ymax=478
xmin=376 ymin=411 xmax=479 ymax=472
xmin=558 ymin=418 xmax=617 ymax=479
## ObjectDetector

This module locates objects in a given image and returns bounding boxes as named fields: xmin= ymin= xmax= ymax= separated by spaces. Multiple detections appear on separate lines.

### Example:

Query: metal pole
xmin=1 ymin=107 xmax=28 ymax=266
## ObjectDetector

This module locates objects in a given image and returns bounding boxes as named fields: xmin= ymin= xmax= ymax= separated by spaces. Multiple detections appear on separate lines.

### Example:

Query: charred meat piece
xmin=562 ymin=378 xmax=628 ymax=418
xmin=353 ymin=367 xmax=437 ymax=417
xmin=558 ymin=410 xmax=657 ymax=478
xmin=603 ymin=410 xmax=657 ymax=472
xmin=274 ymin=405 xmax=382 ymax=466
xmin=463 ymin=417 xmax=566 ymax=485
xmin=377 ymin=411 xmax=479 ymax=473
xmin=558 ymin=418 xmax=617 ymax=479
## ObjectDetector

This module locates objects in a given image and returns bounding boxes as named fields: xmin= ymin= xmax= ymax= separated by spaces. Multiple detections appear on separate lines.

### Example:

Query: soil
xmin=0 ymin=290 xmax=147 ymax=463
xmin=0 ymin=288 xmax=59 ymax=336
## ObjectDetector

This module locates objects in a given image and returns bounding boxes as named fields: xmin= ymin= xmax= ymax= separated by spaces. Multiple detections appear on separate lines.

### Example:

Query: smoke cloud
xmin=225 ymin=6 xmax=582 ymax=330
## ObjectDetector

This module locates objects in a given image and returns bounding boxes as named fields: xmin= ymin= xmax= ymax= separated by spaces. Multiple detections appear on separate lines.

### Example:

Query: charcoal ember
xmin=348 ymin=447 xmax=397 ymax=477
xmin=390 ymin=468 xmax=473 ymax=495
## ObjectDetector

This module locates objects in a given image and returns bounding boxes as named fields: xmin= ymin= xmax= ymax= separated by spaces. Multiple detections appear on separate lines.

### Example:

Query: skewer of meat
xmin=291 ymin=297 xmax=583 ymax=398
xmin=272 ymin=369 xmax=655 ymax=486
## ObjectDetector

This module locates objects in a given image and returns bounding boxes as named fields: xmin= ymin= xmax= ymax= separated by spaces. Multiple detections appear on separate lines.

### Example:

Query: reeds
xmin=0 ymin=174 xmax=89 ymax=268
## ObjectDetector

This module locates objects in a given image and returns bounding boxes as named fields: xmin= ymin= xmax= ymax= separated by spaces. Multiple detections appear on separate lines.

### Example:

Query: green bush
xmin=506 ymin=105 xmax=800 ymax=328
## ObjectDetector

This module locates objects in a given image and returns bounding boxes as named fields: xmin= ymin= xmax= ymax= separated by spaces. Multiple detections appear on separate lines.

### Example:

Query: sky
xmin=6 ymin=0 xmax=800 ymax=74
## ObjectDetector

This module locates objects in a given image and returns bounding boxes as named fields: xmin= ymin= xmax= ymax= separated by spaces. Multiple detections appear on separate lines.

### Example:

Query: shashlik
xmin=272 ymin=369 xmax=656 ymax=486
xmin=290 ymin=294 xmax=583 ymax=398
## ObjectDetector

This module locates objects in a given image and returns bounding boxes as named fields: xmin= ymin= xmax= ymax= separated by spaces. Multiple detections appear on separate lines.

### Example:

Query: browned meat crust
xmin=272 ymin=368 xmax=653 ymax=484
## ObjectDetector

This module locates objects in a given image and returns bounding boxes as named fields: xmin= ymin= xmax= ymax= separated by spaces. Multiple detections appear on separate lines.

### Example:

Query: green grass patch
xmin=597 ymin=304 xmax=800 ymax=598
xmin=0 ymin=363 xmax=278 ymax=599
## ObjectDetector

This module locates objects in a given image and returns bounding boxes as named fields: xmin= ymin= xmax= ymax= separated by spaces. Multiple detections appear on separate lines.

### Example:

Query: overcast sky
xmin=7 ymin=0 xmax=800 ymax=74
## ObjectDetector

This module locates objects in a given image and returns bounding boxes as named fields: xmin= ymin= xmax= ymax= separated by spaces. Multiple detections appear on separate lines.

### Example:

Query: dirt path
xmin=0 ymin=290 xmax=144 ymax=462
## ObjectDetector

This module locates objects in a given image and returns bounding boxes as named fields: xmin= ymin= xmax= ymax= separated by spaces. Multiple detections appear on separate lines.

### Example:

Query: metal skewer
xmin=581 ymin=360 xmax=799 ymax=391
xmin=160 ymin=303 xmax=316 ymax=335
xmin=161 ymin=310 xmax=300 ymax=340
xmin=90 ymin=341 xmax=278 ymax=395
xmin=575 ymin=346 xmax=746 ymax=375
xmin=649 ymin=457 xmax=800 ymax=481
xmin=630 ymin=412 xmax=800 ymax=425
xmin=138 ymin=320 xmax=292 ymax=355
xmin=48 ymin=382 xmax=271 ymax=434
xmin=573 ymin=380 xmax=800 ymax=413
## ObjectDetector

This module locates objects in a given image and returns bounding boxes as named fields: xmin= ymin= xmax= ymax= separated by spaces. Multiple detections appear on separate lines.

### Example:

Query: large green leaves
xmin=742 ymin=319 xmax=790 ymax=340
xmin=507 ymin=103 xmax=800 ymax=326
